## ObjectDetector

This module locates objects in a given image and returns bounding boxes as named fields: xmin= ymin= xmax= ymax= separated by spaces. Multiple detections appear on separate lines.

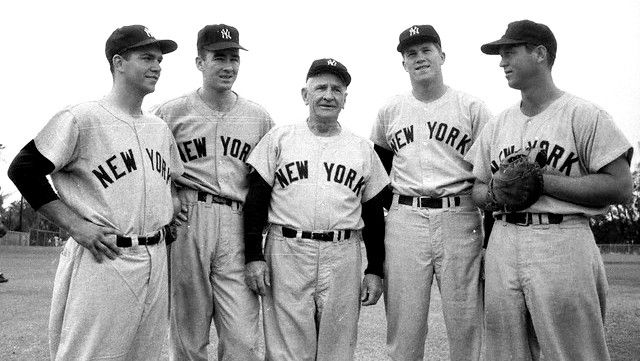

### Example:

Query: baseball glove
xmin=485 ymin=149 xmax=546 ymax=212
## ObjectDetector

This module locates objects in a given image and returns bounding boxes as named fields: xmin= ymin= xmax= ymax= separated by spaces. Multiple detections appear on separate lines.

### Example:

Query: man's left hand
xmin=360 ymin=273 xmax=383 ymax=306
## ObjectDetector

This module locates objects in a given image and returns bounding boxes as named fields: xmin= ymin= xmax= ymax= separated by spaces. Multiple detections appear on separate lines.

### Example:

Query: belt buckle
xmin=515 ymin=213 xmax=531 ymax=226
xmin=416 ymin=197 xmax=424 ymax=207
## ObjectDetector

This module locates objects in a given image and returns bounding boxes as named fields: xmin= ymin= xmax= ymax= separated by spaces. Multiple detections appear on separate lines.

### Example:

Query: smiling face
xmin=113 ymin=44 xmax=163 ymax=95
xmin=197 ymin=48 xmax=240 ymax=92
xmin=302 ymin=73 xmax=347 ymax=122
xmin=498 ymin=44 xmax=541 ymax=90
xmin=402 ymin=41 xmax=445 ymax=85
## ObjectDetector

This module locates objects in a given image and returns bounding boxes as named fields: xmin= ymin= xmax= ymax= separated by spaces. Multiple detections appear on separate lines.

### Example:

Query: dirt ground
xmin=0 ymin=246 xmax=638 ymax=360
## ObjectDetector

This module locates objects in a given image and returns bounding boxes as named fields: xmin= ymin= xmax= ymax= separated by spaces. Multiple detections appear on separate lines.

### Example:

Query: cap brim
xmin=123 ymin=38 xmax=178 ymax=54
xmin=307 ymin=66 xmax=351 ymax=86
xmin=201 ymin=42 xmax=248 ymax=51
xmin=397 ymin=35 xmax=439 ymax=52
xmin=480 ymin=38 xmax=526 ymax=54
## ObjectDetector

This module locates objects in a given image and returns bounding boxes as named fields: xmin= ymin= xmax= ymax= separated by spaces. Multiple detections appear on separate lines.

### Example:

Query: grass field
xmin=0 ymin=246 xmax=638 ymax=360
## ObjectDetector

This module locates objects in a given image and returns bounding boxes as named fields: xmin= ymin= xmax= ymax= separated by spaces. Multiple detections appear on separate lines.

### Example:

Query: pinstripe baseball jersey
xmin=34 ymin=100 xmax=184 ymax=236
xmin=153 ymin=90 xmax=274 ymax=202
xmin=371 ymin=87 xmax=491 ymax=197
xmin=466 ymin=92 xmax=633 ymax=216
xmin=247 ymin=123 xmax=389 ymax=231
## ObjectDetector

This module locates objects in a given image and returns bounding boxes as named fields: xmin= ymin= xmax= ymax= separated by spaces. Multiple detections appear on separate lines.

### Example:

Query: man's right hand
xmin=244 ymin=260 xmax=270 ymax=296
xmin=71 ymin=221 xmax=121 ymax=263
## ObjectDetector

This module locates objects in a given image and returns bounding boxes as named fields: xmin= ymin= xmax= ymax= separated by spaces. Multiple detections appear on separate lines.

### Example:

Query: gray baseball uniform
xmin=153 ymin=90 xmax=273 ymax=361
xmin=42 ymin=100 xmax=183 ymax=360
xmin=467 ymin=93 xmax=632 ymax=360
xmin=371 ymin=88 xmax=490 ymax=361
xmin=248 ymin=123 xmax=389 ymax=361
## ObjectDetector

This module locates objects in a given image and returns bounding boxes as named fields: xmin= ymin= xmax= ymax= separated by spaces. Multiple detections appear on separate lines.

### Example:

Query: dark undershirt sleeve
xmin=374 ymin=144 xmax=394 ymax=210
xmin=361 ymin=190 xmax=385 ymax=278
xmin=7 ymin=140 xmax=58 ymax=210
xmin=243 ymin=171 xmax=272 ymax=263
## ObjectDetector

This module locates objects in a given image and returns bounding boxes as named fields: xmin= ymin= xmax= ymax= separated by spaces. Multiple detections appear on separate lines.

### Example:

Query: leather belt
xmin=116 ymin=230 xmax=163 ymax=247
xmin=398 ymin=195 xmax=460 ymax=208
xmin=495 ymin=213 xmax=563 ymax=226
xmin=281 ymin=226 xmax=351 ymax=242
xmin=197 ymin=191 xmax=234 ymax=207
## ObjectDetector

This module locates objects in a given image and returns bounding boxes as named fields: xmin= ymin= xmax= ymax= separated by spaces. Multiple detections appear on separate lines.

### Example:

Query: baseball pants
xmin=384 ymin=194 xmax=484 ymax=361
xmin=484 ymin=216 xmax=610 ymax=360
xmin=263 ymin=226 xmax=362 ymax=361
xmin=49 ymin=236 xmax=168 ymax=361
xmin=168 ymin=189 xmax=260 ymax=361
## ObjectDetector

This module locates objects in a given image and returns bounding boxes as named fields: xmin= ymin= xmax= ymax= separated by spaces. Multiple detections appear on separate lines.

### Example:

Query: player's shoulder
xmin=560 ymin=92 xmax=607 ymax=114
xmin=378 ymin=92 xmax=413 ymax=110
xmin=152 ymin=91 xmax=197 ymax=115
xmin=340 ymin=128 xmax=376 ymax=150
xmin=58 ymin=100 xmax=112 ymax=126
xmin=235 ymin=95 xmax=271 ymax=117
xmin=446 ymin=87 xmax=487 ymax=107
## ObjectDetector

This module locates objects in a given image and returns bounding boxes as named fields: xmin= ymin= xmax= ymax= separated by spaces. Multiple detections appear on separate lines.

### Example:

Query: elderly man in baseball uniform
xmin=371 ymin=25 xmax=491 ymax=361
xmin=153 ymin=24 xmax=273 ymax=361
xmin=243 ymin=58 xmax=389 ymax=361
xmin=8 ymin=25 xmax=182 ymax=361
xmin=467 ymin=20 xmax=633 ymax=360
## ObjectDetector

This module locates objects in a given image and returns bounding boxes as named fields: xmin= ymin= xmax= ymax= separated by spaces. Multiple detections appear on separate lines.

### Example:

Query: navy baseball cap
xmin=105 ymin=25 xmax=177 ymax=61
xmin=306 ymin=58 xmax=351 ymax=86
xmin=481 ymin=20 xmax=556 ymax=57
xmin=198 ymin=24 xmax=247 ymax=51
xmin=397 ymin=25 xmax=441 ymax=52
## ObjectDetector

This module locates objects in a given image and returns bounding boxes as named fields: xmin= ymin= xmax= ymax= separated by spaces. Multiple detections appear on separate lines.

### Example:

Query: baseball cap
xmin=198 ymin=24 xmax=247 ymax=51
xmin=480 ymin=20 xmax=557 ymax=57
xmin=306 ymin=58 xmax=351 ymax=86
xmin=105 ymin=25 xmax=177 ymax=61
xmin=397 ymin=25 xmax=441 ymax=53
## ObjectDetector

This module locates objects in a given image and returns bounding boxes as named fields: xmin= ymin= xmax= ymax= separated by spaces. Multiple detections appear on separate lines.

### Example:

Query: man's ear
xmin=301 ymin=87 xmax=309 ymax=105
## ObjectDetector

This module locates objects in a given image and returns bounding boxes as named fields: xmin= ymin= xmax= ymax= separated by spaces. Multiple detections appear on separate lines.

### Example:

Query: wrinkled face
xmin=197 ymin=48 xmax=240 ymax=92
xmin=114 ymin=44 xmax=163 ymax=95
xmin=498 ymin=44 xmax=539 ymax=89
xmin=302 ymin=73 xmax=347 ymax=120
xmin=402 ymin=42 xmax=445 ymax=83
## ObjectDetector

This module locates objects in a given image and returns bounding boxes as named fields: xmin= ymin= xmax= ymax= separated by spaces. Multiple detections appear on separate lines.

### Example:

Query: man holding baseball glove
xmin=467 ymin=20 xmax=633 ymax=360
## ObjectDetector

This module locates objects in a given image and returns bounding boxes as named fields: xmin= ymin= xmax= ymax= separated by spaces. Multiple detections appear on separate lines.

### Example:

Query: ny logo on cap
xmin=143 ymin=27 xmax=153 ymax=38
xmin=409 ymin=26 xmax=419 ymax=36
xmin=220 ymin=28 xmax=232 ymax=40
xmin=327 ymin=59 xmax=337 ymax=66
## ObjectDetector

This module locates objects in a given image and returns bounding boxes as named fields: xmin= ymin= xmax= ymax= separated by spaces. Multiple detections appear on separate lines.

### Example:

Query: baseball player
xmin=468 ymin=20 xmax=633 ymax=360
xmin=152 ymin=24 xmax=273 ymax=361
xmin=7 ymin=25 xmax=183 ymax=360
xmin=371 ymin=25 xmax=491 ymax=361
xmin=243 ymin=58 xmax=389 ymax=361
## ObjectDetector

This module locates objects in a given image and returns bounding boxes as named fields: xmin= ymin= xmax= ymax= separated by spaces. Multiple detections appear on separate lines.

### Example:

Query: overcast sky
xmin=1 ymin=0 xmax=639 ymax=204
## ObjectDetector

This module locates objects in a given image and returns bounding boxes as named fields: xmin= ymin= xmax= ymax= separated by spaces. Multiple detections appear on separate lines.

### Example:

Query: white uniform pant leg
xmin=485 ymin=218 xmax=610 ymax=361
xmin=315 ymin=233 xmax=362 ymax=361
xmin=211 ymin=204 xmax=261 ymax=361
xmin=263 ymin=231 xmax=320 ymax=361
xmin=126 ymin=242 xmax=169 ymax=361
xmin=439 ymin=207 xmax=484 ymax=361
xmin=49 ymin=238 xmax=163 ymax=361
xmin=169 ymin=192 xmax=216 ymax=361
xmin=384 ymin=203 xmax=436 ymax=361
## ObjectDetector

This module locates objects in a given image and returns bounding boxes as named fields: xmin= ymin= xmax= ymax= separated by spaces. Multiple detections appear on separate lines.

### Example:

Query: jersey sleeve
xmin=465 ymin=119 xmax=496 ymax=183
xmin=362 ymin=144 xmax=391 ymax=202
xmin=246 ymin=129 xmax=278 ymax=185
xmin=573 ymin=107 xmax=633 ymax=173
xmin=167 ymin=128 xmax=185 ymax=179
xmin=370 ymin=107 xmax=391 ymax=150
xmin=470 ymin=100 xmax=492 ymax=142
xmin=33 ymin=109 xmax=80 ymax=172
